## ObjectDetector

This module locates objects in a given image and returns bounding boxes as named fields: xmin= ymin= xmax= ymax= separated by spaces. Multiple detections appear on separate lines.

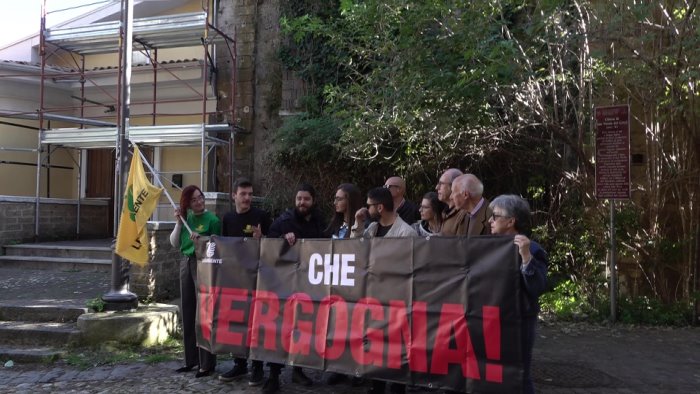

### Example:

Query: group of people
xmin=169 ymin=169 xmax=548 ymax=394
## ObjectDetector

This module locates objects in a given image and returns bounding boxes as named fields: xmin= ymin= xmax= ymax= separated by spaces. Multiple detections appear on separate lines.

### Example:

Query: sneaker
xmin=262 ymin=376 xmax=280 ymax=394
xmin=249 ymin=363 xmax=264 ymax=386
xmin=291 ymin=367 xmax=312 ymax=386
xmin=218 ymin=363 xmax=248 ymax=382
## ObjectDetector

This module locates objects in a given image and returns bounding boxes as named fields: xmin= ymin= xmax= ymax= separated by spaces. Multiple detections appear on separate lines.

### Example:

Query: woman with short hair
xmin=488 ymin=194 xmax=547 ymax=394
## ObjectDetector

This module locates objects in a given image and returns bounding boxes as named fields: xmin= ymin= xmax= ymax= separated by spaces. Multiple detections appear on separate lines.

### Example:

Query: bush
xmin=541 ymin=281 xmax=695 ymax=326
xmin=540 ymin=279 xmax=600 ymax=321
xmin=617 ymin=296 xmax=693 ymax=326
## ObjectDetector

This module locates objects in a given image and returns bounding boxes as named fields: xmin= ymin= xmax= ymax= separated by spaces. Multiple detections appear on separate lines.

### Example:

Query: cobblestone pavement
xmin=1 ymin=267 xmax=699 ymax=393
xmin=1 ymin=321 xmax=697 ymax=393
xmin=0 ymin=267 xmax=109 ymax=302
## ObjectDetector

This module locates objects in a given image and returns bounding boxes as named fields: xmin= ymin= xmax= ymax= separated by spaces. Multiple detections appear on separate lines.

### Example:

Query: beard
xmin=295 ymin=205 xmax=311 ymax=217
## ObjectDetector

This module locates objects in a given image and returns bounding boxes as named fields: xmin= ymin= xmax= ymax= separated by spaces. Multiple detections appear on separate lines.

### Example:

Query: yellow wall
xmin=159 ymin=145 xmax=208 ymax=202
xmin=0 ymin=121 xmax=78 ymax=198
xmin=1 ymin=0 xmax=218 ymax=199
xmin=82 ymin=0 xmax=207 ymax=69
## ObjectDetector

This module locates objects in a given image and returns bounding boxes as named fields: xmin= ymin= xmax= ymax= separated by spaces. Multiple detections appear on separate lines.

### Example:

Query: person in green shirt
xmin=169 ymin=185 xmax=221 ymax=378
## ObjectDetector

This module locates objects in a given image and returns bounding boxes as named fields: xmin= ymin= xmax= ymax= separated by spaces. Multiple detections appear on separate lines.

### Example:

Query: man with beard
xmin=435 ymin=168 xmax=468 ymax=236
xmin=451 ymin=173 xmax=492 ymax=236
xmin=352 ymin=186 xmax=417 ymax=238
xmin=351 ymin=186 xmax=415 ymax=394
xmin=264 ymin=182 xmax=326 ymax=393
xmin=218 ymin=178 xmax=271 ymax=387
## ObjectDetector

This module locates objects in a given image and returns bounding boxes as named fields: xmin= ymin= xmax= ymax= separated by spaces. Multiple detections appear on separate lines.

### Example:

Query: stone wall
xmin=0 ymin=196 xmax=110 ymax=246
xmin=129 ymin=221 xmax=180 ymax=302
xmin=217 ymin=0 xmax=285 ymax=191
xmin=130 ymin=193 xmax=233 ymax=302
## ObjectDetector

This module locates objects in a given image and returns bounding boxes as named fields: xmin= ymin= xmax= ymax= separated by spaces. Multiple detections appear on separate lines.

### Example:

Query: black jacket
xmin=268 ymin=208 xmax=327 ymax=239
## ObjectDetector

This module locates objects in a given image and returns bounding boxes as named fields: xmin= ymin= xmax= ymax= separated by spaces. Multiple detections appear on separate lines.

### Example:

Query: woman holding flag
xmin=169 ymin=185 xmax=221 ymax=377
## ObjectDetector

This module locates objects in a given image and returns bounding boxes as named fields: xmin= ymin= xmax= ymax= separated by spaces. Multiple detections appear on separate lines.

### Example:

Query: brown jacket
xmin=441 ymin=206 xmax=468 ymax=236
xmin=442 ymin=198 xmax=492 ymax=237
xmin=464 ymin=198 xmax=492 ymax=236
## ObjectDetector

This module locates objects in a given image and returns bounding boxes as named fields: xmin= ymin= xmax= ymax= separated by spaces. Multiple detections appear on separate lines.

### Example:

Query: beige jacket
xmin=351 ymin=215 xmax=417 ymax=238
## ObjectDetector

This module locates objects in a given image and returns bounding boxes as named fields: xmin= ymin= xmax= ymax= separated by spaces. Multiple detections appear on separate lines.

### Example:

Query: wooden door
xmin=86 ymin=149 xmax=115 ymax=233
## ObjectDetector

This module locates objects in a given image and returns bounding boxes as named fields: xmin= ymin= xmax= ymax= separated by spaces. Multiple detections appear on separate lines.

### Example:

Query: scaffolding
xmin=0 ymin=0 xmax=238 ymax=238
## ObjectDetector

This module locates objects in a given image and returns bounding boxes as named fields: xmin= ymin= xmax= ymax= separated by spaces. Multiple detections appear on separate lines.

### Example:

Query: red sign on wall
xmin=595 ymin=105 xmax=630 ymax=199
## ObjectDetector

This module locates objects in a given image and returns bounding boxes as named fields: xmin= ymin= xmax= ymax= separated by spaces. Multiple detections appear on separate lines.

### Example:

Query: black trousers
xmin=180 ymin=255 xmax=216 ymax=371
xmin=521 ymin=316 xmax=537 ymax=394
xmin=234 ymin=357 xmax=263 ymax=370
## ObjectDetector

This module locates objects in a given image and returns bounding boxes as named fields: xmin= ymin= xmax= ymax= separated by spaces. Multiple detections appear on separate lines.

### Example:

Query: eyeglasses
xmin=190 ymin=194 xmax=205 ymax=203
xmin=383 ymin=184 xmax=400 ymax=189
xmin=489 ymin=213 xmax=510 ymax=220
xmin=333 ymin=196 xmax=346 ymax=202
xmin=419 ymin=205 xmax=431 ymax=210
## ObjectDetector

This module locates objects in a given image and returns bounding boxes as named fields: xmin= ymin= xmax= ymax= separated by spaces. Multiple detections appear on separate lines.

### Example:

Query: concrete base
xmin=77 ymin=303 xmax=179 ymax=346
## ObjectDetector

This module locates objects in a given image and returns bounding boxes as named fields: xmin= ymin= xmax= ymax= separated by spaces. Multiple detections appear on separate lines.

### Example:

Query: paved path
xmin=0 ymin=267 xmax=699 ymax=393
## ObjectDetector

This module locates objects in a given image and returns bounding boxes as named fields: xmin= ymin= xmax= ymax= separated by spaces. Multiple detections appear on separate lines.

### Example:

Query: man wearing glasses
xmin=351 ymin=187 xmax=416 ymax=238
xmin=450 ymin=173 xmax=492 ymax=236
xmin=350 ymin=186 xmax=415 ymax=394
xmin=435 ymin=168 xmax=468 ymax=236
xmin=383 ymin=176 xmax=420 ymax=225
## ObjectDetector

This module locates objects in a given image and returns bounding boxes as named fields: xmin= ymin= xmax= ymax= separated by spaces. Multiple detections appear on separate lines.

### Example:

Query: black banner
xmin=195 ymin=236 xmax=522 ymax=393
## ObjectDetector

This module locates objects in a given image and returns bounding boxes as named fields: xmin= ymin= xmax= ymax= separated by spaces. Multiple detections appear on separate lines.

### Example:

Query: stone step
xmin=0 ymin=300 xmax=88 ymax=323
xmin=0 ymin=255 xmax=112 ymax=272
xmin=3 ymin=244 xmax=113 ymax=260
xmin=0 ymin=346 xmax=63 ymax=363
xmin=0 ymin=321 xmax=82 ymax=347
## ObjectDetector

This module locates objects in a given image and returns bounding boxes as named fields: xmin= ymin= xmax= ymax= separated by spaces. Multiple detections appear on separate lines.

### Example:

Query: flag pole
xmin=133 ymin=143 xmax=193 ymax=235
xmin=103 ymin=0 xmax=137 ymax=311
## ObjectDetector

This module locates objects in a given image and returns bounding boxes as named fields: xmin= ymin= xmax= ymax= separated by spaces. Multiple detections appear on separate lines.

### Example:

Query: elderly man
xmin=450 ymin=174 xmax=491 ymax=236
xmin=384 ymin=176 xmax=420 ymax=225
xmin=435 ymin=168 xmax=468 ymax=236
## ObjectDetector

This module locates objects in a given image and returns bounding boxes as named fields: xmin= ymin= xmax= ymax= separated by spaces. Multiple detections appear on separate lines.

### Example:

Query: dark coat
xmin=268 ymin=208 xmax=327 ymax=239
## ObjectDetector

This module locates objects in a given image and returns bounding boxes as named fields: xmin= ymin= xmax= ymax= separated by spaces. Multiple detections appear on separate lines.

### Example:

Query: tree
xmin=276 ymin=0 xmax=699 ymax=317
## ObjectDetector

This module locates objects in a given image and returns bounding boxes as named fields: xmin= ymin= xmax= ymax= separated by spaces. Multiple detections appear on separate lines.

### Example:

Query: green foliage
xmin=543 ymin=284 xmax=694 ymax=326
xmin=273 ymin=113 xmax=341 ymax=165
xmin=86 ymin=297 xmax=106 ymax=313
xmin=540 ymin=279 xmax=598 ymax=320
xmin=64 ymin=337 xmax=182 ymax=369
xmin=618 ymin=297 xmax=693 ymax=326
xmin=275 ymin=0 xmax=700 ymax=319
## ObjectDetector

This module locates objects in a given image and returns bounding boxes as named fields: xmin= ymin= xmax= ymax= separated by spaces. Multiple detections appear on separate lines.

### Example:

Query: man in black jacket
xmin=218 ymin=178 xmax=271 ymax=387
xmin=384 ymin=176 xmax=419 ymax=225
xmin=268 ymin=182 xmax=326 ymax=242
xmin=263 ymin=182 xmax=326 ymax=393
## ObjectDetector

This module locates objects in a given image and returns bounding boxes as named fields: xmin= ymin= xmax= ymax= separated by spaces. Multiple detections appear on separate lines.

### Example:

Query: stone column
xmin=216 ymin=0 xmax=283 ymax=192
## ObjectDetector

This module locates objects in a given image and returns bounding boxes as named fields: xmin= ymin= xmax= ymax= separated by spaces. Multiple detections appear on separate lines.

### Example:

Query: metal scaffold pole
xmin=103 ymin=0 xmax=138 ymax=311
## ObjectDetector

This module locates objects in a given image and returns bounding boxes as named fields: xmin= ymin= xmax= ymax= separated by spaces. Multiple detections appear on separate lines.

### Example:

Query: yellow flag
xmin=115 ymin=145 xmax=164 ymax=265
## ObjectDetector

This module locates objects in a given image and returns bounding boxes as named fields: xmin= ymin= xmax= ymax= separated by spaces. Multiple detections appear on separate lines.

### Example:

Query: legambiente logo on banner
xmin=201 ymin=241 xmax=222 ymax=264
